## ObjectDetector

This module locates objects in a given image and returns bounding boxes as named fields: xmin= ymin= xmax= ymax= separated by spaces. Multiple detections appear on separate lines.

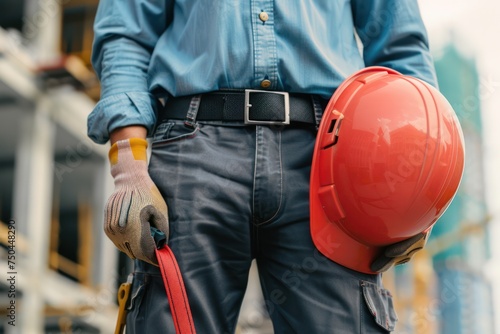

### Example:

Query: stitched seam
xmin=251 ymin=126 xmax=260 ymax=224
xmin=255 ymin=130 xmax=283 ymax=225
xmin=360 ymin=283 xmax=363 ymax=334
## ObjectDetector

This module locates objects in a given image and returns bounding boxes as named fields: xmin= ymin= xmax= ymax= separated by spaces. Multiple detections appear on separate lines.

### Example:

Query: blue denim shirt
xmin=88 ymin=0 xmax=437 ymax=144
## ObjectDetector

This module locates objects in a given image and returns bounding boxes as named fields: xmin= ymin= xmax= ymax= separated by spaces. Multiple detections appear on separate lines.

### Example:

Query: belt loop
xmin=184 ymin=95 xmax=202 ymax=128
xmin=311 ymin=95 xmax=324 ymax=130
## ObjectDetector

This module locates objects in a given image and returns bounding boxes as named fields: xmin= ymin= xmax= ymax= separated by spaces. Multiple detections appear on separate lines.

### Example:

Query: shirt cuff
xmin=87 ymin=92 xmax=158 ymax=144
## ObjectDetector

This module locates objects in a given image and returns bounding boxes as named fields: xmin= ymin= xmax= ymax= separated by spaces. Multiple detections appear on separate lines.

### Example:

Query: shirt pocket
xmin=361 ymin=280 xmax=398 ymax=332
xmin=151 ymin=120 xmax=200 ymax=147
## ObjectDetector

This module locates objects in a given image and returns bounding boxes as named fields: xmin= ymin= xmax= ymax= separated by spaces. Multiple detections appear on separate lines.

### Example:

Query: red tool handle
xmin=155 ymin=245 xmax=196 ymax=334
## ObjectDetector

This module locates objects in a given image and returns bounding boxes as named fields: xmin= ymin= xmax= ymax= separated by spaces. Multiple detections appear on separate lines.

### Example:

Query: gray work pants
xmin=125 ymin=111 xmax=397 ymax=333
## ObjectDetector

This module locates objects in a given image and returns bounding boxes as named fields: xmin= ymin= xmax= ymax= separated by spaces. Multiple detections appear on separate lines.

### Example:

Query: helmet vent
xmin=328 ymin=119 xmax=337 ymax=133
xmin=325 ymin=118 xmax=342 ymax=147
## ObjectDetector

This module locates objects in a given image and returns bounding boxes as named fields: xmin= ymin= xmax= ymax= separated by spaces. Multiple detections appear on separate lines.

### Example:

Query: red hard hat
xmin=310 ymin=67 xmax=465 ymax=274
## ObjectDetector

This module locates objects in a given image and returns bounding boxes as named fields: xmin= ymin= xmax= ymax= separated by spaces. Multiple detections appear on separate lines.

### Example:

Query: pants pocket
xmin=152 ymin=119 xmax=200 ymax=147
xmin=360 ymin=280 xmax=398 ymax=332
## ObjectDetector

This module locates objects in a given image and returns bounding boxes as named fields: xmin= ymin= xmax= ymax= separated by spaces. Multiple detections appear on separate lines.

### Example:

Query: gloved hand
xmin=370 ymin=231 xmax=429 ymax=273
xmin=104 ymin=138 xmax=169 ymax=266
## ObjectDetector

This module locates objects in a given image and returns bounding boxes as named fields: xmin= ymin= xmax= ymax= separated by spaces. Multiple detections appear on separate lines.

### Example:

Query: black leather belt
xmin=160 ymin=90 xmax=325 ymax=125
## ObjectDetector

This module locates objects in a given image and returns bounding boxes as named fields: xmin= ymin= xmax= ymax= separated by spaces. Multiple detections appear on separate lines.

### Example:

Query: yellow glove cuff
xmin=109 ymin=138 xmax=148 ymax=165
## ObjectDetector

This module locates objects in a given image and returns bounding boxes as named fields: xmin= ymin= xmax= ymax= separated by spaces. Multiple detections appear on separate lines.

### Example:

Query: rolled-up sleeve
xmin=351 ymin=0 xmax=438 ymax=87
xmin=88 ymin=0 xmax=171 ymax=144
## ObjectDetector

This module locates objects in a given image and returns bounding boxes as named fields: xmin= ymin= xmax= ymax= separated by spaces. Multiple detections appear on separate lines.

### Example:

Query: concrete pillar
xmin=12 ymin=98 xmax=55 ymax=334
xmin=91 ymin=161 xmax=119 ymax=289
xmin=23 ymin=0 xmax=62 ymax=64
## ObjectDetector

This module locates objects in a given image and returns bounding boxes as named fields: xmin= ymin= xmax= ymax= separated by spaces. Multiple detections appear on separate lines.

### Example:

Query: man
xmin=89 ymin=1 xmax=437 ymax=333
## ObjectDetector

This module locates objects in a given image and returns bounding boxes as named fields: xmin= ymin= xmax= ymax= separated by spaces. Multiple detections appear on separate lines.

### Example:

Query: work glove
xmin=104 ymin=138 xmax=169 ymax=266
xmin=370 ymin=231 xmax=429 ymax=273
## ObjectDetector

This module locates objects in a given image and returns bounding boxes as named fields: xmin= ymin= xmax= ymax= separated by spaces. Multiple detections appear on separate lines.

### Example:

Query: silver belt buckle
xmin=244 ymin=89 xmax=290 ymax=125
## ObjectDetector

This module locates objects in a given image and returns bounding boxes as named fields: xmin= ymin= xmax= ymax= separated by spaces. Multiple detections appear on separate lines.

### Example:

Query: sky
xmin=418 ymin=0 xmax=500 ymax=332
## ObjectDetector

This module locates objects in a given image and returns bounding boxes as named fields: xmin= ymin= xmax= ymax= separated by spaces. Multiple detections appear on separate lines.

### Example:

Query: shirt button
xmin=260 ymin=79 xmax=272 ymax=88
xmin=259 ymin=11 xmax=269 ymax=22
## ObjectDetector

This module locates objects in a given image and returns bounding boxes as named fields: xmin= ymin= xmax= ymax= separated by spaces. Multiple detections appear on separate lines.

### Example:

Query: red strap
xmin=155 ymin=246 xmax=196 ymax=334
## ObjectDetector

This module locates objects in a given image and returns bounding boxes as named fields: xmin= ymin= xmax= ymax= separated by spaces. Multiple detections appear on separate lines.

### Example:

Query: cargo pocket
xmin=127 ymin=273 xmax=148 ymax=312
xmin=125 ymin=272 xmax=152 ymax=333
xmin=360 ymin=280 xmax=398 ymax=332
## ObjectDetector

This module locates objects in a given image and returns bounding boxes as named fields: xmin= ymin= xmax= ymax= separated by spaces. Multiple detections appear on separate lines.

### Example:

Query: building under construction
xmin=389 ymin=45 xmax=495 ymax=334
